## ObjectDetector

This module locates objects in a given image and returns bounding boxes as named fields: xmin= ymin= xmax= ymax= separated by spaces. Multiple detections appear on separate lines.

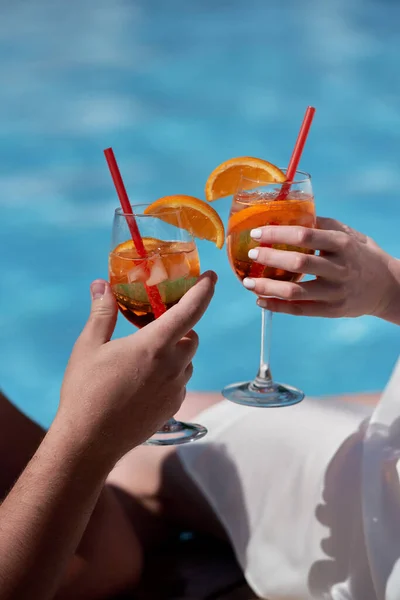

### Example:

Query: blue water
xmin=0 ymin=0 xmax=399 ymax=428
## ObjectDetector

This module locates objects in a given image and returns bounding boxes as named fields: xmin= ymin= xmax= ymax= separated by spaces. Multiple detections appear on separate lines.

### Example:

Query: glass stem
xmin=251 ymin=308 xmax=274 ymax=390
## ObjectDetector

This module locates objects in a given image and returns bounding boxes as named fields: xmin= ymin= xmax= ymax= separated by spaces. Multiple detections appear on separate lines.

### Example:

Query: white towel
xmin=178 ymin=358 xmax=400 ymax=600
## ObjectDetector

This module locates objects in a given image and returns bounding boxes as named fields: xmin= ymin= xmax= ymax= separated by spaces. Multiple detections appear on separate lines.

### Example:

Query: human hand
xmin=57 ymin=272 xmax=217 ymax=462
xmin=243 ymin=217 xmax=399 ymax=321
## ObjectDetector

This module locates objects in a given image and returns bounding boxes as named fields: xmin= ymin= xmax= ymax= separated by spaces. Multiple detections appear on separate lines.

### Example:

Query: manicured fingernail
xmin=243 ymin=278 xmax=256 ymax=290
xmin=91 ymin=280 xmax=106 ymax=300
xmin=250 ymin=228 xmax=262 ymax=240
xmin=248 ymin=248 xmax=259 ymax=260
xmin=257 ymin=298 xmax=268 ymax=308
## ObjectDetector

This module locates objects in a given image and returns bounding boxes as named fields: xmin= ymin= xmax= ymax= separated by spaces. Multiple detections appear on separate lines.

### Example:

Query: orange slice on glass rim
xmin=144 ymin=195 xmax=225 ymax=249
xmin=205 ymin=157 xmax=286 ymax=202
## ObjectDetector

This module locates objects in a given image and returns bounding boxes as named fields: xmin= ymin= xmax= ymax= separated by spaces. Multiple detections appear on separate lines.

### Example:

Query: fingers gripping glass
xmin=109 ymin=205 xmax=207 ymax=444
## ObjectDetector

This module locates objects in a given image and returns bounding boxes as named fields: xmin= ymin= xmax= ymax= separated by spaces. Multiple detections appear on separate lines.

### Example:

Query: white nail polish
xmin=250 ymin=228 xmax=262 ymax=240
xmin=248 ymin=248 xmax=259 ymax=260
xmin=243 ymin=278 xmax=256 ymax=290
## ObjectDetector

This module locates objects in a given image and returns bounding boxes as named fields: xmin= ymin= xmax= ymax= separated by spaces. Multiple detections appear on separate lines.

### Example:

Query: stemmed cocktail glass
xmin=223 ymin=169 xmax=316 ymax=407
xmin=109 ymin=206 xmax=208 ymax=445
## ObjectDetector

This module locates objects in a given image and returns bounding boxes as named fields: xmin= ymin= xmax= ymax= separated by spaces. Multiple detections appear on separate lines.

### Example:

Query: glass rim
xmin=240 ymin=168 xmax=311 ymax=186
xmin=114 ymin=204 xmax=179 ymax=218
xmin=112 ymin=204 xmax=195 ymax=244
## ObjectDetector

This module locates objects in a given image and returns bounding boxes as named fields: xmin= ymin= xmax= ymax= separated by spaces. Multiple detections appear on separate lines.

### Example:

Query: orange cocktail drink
xmin=109 ymin=237 xmax=200 ymax=328
xmin=227 ymin=187 xmax=316 ymax=284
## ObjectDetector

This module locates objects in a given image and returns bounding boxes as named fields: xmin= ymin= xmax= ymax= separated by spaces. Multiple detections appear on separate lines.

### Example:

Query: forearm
xmin=0 ymin=417 xmax=114 ymax=600
xmin=377 ymin=256 xmax=400 ymax=325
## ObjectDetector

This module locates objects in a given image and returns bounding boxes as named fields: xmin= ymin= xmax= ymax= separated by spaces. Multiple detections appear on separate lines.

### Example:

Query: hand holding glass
xmin=109 ymin=205 xmax=207 ymax=445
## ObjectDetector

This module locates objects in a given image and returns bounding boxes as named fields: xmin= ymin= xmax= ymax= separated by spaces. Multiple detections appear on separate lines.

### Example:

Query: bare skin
xmin=107 ymin=389 xmax=381 ymax=546
xmin=0 ymin=391 xmax=143 ymax=600
xmin=0 ymin=270 xmax=218 ymax=600
xmin=0 ymin=387 xmax=380 ymax=599
xmin=245 ymin=218 xmax=400 ymax=325
xmin=0 ymin=217 xmax=395 ymax=598
xmin=107 ymin=391 xmax=229 ymax=548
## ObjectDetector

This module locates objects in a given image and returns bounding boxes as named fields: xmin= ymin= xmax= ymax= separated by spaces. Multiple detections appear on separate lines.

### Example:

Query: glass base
xmin=144 ymin=420 xmax=208 ymax=446
xmin=222 ymin=380 xmax=304 ymax=408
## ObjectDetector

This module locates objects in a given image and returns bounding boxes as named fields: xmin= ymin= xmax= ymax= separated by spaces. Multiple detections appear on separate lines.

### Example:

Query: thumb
xmin=147 ymin=271 xmax=217 ymax=344
xmin=81 ymin=280 xmax=118 ymax=346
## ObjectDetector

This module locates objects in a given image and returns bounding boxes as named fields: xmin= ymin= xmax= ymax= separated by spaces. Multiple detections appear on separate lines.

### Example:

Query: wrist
xmin=49 ymin=412 xmax=119 ymax=475
xmin=375 ymin=255 xmax=400 ymax=325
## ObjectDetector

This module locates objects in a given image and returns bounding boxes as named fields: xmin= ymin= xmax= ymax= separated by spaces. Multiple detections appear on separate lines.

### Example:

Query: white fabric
xmin=362 ymin=358 xmax=400 ymax=600
xmin=178 ymin=358 xmax=400 ymax=600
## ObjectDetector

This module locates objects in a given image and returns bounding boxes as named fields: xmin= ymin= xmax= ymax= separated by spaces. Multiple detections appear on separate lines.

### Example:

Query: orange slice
xmin=205 ymin=157 xmax=286 ymax=202
xmin=109 ymin=237 xmax=162 ymax=277
xmin=228 ymin=200 xmax=316 ymax=235
xmin=144 ymin=195 xmax=225 ymax=249
xmin=111 ymin=237 xmax=162 ymax=256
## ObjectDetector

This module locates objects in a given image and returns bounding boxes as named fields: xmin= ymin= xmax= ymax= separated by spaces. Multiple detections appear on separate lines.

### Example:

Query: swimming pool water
xmin=0 ymin=0 xmax=399 ymax=427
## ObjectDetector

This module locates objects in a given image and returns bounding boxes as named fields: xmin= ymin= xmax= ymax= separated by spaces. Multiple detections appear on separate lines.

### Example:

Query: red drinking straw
xmin=104 ymin=147 xmax=166 ymax=318
xmin=249 ymin=106 xmax=316 ymax=279
xmin=276 ymin=106 xmax=316 ymax=200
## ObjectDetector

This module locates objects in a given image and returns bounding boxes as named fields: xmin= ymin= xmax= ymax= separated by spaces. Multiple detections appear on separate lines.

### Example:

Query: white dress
xmin=178 ymin=358 xmax=400 ymax=600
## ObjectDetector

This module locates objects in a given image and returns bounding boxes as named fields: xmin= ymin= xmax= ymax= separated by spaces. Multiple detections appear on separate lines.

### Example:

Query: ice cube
xmin=166 ymin=255 xmax=190 ymax=281
xmin=127 ymin=262 xmax=147 ymax=283
xmin=146 ymin=258 xmax=168 ymax=286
